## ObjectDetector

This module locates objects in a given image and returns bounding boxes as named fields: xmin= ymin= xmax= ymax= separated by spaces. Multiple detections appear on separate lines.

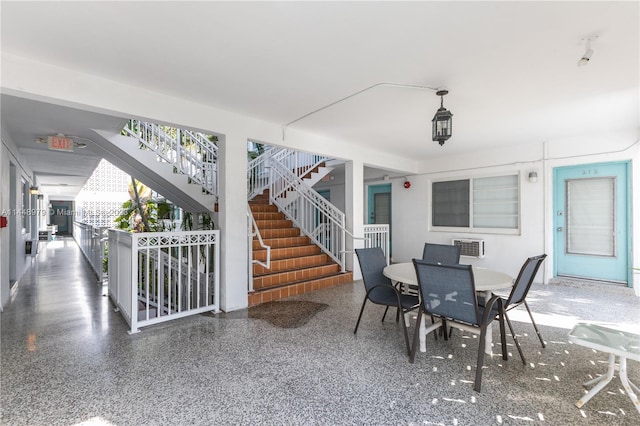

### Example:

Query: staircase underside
xmin=249 ymin=192 xmax=352 ymax=306
xmin=90 ymin=129 xmax=215 ymax=212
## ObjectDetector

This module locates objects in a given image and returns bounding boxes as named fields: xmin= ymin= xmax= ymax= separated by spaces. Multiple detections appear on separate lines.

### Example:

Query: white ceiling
xmin=1 ymin=1 xmax=638 ymax=191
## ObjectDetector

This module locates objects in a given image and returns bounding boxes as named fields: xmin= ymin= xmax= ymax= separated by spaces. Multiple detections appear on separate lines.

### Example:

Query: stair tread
xmin=253 ymin=271 xmax=351 ymax=292
xmin=253 ymin=262 xmax=339 ymax=277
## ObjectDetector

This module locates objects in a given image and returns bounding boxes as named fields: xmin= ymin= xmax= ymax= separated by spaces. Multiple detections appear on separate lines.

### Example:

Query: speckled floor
xmin=1 ymin=237 xmax=639 ymax=425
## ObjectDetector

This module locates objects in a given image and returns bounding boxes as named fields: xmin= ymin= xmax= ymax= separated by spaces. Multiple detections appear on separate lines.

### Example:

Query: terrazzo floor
xmin=1 ymin=237 xmax=639 ymax=425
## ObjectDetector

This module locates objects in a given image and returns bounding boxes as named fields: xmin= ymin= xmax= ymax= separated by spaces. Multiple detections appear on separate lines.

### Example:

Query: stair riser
xmin=253 ymin=254 xmax=331 ymax=275
xmin=250 ymin=204 xmax=278 ymax=212
xmin=252 ymin=236 xmax=311 ymax=250
xmin=253 ymin=245 xmax=320 ymax=261
xmin=252 ymin=212 xmax=285 ymax=220
xmin=259 ymin=229 xmax=301 ymax=239
xmin=248 ymin=272 xmax=353 ymax=306
xmin=255 ymin=219 xmax=293 ymax=229
xmin=253 ymin=264 xmax=341 ymax=290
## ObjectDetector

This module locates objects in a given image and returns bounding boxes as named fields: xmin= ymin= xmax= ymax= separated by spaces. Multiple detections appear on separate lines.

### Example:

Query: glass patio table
xmin=568 ymin=322 xmax=640 ymax=414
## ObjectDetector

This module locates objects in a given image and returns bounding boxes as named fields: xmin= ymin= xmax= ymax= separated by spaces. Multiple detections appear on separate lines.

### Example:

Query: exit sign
xmin=47 ymin=136 xmax=74 ymax=152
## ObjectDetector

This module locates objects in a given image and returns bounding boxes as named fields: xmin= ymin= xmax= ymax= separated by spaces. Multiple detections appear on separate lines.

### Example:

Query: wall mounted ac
xmin=452 ymin=239 xmax=485 ymax=258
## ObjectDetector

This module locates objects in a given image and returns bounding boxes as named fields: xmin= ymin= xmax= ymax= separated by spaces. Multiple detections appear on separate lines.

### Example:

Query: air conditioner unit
xmin=452 ymin=239 xmax=485 ymax=258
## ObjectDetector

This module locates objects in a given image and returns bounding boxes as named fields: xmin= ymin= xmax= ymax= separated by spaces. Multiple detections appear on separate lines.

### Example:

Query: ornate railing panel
xmin=122 ymin=120 xmax=218 ymax=195
xmin=108 ymin=229 xmax=220 ymax=333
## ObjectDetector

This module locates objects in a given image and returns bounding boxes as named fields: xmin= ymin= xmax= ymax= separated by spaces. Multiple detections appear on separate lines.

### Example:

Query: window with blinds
xmin=566 ymin=177 xmax=615 ymax=256
xmin=432 ymin=174 xmax=520 ymax=232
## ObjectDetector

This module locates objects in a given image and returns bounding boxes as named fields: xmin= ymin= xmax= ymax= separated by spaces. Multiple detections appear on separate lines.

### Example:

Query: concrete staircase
xmin=248 ymin=191 xmax=352 ymax=306
xmin=90 ymin=129 xmax=215 ymax=212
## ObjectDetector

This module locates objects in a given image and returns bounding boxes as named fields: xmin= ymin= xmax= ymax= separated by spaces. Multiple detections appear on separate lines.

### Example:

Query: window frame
xmin=430 ymin=172 xmax=521 ymax=235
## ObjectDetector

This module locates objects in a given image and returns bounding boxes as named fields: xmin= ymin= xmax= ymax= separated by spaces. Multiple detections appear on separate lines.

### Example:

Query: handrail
xmin=247 ymin=207 xmax=271 ymax=292
xmin=269 ymin=159 xmax=346 ymax=269
xmin=247 ymin=146 xmax=278 ymax=199
xmin=122 ymin=120 xmax=218 ymax=195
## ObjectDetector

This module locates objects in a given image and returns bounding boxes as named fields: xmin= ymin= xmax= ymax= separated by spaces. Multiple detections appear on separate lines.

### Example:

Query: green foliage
xmin=113 ymin=183 xmax=159 ymax=232
xmin=181 ymin=212 xmax=215 ymax=231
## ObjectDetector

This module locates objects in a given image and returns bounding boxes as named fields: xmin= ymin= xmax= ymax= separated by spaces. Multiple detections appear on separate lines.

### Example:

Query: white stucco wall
xmin=388 ymin=135 xmax=639 ymax=290
xmin=1 ymin=129 xmax=35 ymax=309
xmin=1 ymin=53 xmax=638 ymax=306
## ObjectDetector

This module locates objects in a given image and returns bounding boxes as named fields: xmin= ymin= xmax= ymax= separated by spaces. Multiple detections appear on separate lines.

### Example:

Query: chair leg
xmin=474 ymin=325 xmax=488 ymax=392
xmin=409 ymin=308 xmax=424 ymax=363
xmin=523 ymin=300 xmax=546 ymax=348
xmin=381 ymin=306 xmax=389 ymax=322
xmin=503 ymin=310 xmax=526 ymax=365
xmin=354 ymin=298 xmax=368 ymax=335
xmin=398 ymin=306 xmax=411 ymax=356
xmin=498 ymin=310 xmax=508 ymax=361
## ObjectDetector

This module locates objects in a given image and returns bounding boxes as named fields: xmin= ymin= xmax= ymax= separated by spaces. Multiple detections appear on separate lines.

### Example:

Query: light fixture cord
xmin=282 ymin=82 xmax=440 ymax=139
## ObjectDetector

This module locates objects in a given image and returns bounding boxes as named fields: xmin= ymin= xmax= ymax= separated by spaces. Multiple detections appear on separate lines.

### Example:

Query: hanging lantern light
xmin=432 ymin=90 xmax=453 ymax=146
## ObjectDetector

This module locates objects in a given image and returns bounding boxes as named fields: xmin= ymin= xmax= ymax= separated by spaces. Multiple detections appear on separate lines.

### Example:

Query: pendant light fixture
xmin=432 ymin=90 xmax=453 ymax=146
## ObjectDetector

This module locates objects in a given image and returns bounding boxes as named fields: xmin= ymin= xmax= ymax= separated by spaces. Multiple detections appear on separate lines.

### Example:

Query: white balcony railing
xmin=364 ymin=224 xmax=390 ymax=265
xmin=108 ymin=229 xmax=220 ymax=333
xmin=122 ymin=120 xmax=218 ymax=195
xmin=73 ymin=222 xmax=108 ymax=281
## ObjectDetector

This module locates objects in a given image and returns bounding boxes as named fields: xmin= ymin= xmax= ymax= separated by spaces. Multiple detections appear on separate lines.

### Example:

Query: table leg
xmin=575 ymin=353 xmax=616 ymax=409
xmin=618 ymin=357 xmax=640 ymax=414
xmin=483 ymin=291 xmax=493 ymax=355
xmin=419 ymin=314 xmax=442 ymax=353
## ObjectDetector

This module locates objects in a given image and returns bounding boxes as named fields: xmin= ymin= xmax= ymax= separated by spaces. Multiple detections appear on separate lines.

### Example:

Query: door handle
xmin=557 ymin=227 xmax=563 ymax=232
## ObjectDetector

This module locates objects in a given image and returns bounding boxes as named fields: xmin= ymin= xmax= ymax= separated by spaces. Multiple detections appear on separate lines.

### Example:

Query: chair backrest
xmin=412 ymin=259 xmax=480 ymax=326
xmin=506 ymin=254 xmax=547 ymax=306
xmin=422 ymin=243 xmax=461 ymax=265
xmin=355 ymin=247 xmax=392 ymax=293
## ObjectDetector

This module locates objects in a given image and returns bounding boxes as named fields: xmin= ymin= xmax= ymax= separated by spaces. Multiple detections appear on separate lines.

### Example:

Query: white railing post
xmin=129 ymin=233 xmax=139 ymax=334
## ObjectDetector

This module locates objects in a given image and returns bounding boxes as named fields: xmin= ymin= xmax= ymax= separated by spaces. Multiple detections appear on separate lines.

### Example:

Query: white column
xmin=217 ymin=133 xmax=248 ymax=311
xmin=345 ymin=159 xmax=364 ymax=279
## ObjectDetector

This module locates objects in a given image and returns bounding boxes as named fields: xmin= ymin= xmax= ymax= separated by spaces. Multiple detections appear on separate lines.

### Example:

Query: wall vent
xmin=452 ymin=239 xmax=485 ymax=258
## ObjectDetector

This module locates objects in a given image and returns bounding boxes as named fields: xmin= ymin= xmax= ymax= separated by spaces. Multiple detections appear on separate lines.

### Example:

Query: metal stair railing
xmin=122 ymin=120 xmax=218 ymax=195
xmin=271 ymin=148 xmax=329 ymax=182
xmin=247 ymin=146 xmax=278 ymax=199
xmin=269 ymin=159 xmax=347 ymax=270
xmin=247 ymin=207 xmax=271 ymax=292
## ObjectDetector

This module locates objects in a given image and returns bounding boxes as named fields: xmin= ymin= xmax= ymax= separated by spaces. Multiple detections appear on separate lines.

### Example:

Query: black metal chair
xmin=354 ymin=248 xmax=419 ymax=355
xmin=409 ymin=259 xmax=507 ymax=392
xmin=497 ymin=254 xmax=547 ymax=365
xmin=422 ymin=242 xmax=461 ymax=265
xmin=422 ymin=242 xmax=462 ymax=337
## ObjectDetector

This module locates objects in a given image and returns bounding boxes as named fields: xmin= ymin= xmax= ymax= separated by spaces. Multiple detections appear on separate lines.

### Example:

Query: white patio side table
xmin=568 ymin=322 xmax=640 ymax=414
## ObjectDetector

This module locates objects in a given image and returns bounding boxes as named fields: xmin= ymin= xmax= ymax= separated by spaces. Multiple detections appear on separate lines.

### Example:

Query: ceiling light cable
xmin=282 ymin=82 xmax=441 ymax=140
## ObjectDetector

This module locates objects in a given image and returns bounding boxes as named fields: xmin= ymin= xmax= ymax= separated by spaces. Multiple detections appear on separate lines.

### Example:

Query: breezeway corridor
xmin=1 ymin=237 xmax=639 ymax=425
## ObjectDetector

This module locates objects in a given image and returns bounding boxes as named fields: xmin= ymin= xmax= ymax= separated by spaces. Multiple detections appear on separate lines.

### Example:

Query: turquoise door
xmin=367 ymin=184 xmax=391 ymax=225
xmin=367 ymin=184 xmax=392 ymax=255
xmin=553 ymin=162 xmax=630 ymax=284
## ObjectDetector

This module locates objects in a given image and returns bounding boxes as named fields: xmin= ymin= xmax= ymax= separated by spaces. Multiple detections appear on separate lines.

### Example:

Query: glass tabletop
xmin=569 ymin=322 xmax=640 ymax=361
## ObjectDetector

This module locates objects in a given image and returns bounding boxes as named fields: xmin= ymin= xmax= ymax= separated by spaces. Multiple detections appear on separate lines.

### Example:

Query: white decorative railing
xmin=270 ymin=159 xmax=346 ymax=270
xmin=247 ymin=146 xmax=276 ymax=199
xmin=247 ymin=207 xmax=271 ymax=292
xmin=248 ymin=147 xmax=329 ymax=199
xmin=364 ymin=224 xmax=391 ymax=265
xmin=271 ymin=148 xmax=328 ymax=182
xmin=122 ymin=120 xmax=218 ymax=195
xmin=73 ymin=222 xmax=108 ymax=280
xmin=108 ymin=229 xmax=220 ymax=334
